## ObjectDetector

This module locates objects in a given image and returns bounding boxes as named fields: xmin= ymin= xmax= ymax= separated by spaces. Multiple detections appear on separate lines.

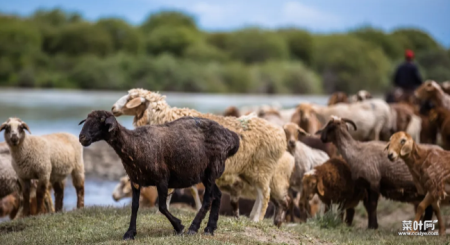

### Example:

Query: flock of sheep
xmin=1 ymin=80 xmax=450 ymax=240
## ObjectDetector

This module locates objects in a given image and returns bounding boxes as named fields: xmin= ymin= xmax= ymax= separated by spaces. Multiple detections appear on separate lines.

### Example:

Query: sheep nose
xmin=388 ymin=153 xmax=394 ymax=160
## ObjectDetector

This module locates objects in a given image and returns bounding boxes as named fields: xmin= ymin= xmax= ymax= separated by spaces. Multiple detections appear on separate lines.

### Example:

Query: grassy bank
xmin=0 ymin=205 xmax=448 ymax=245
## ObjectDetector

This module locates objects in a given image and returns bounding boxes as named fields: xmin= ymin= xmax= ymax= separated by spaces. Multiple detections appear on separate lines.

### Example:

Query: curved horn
xmin=341 ymin=118 xmax=357 ymax=131
xmin=79 ymin=119 xmax=86 ymax=125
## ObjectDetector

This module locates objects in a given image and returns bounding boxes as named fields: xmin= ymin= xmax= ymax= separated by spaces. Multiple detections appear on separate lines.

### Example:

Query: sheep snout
xmin=79 ymin=134 xmax=91 ymax=146
xmin=387 ymin=152 xmax=397 ymax=161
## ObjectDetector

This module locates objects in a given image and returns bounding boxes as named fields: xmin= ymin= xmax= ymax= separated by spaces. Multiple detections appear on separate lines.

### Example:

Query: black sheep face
xmin=79 ymin=110 xmax=117 ymax=146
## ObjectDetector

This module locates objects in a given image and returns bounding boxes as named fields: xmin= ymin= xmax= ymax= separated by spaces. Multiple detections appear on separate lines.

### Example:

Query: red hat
xmin=405 ymin=49 xmax=414 ymax=60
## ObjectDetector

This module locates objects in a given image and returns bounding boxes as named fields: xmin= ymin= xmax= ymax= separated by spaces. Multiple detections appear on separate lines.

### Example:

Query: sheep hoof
xmin=122 ymin=230 xmax=136 ymax=240
xmin=203 ymin=228 xmax=214 ymax=236
xmin=186 ymin=229 xmax=197 ymax=235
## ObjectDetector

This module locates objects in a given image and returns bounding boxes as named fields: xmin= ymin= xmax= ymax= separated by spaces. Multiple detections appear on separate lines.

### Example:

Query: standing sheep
xmin=300 ymin=158 xmax=366 ymax=225
xmin=111 ymin=89 xmax=287 ymax=222
xmin=315 ymin=116 xmax=433 ymax=229
xmin=386 ymin=132 xmax=450 ymax=235
xmin=79 ymin=111 xmax=240 ymax=239
xmin=1 ymin=118 xmax=84 ymax=216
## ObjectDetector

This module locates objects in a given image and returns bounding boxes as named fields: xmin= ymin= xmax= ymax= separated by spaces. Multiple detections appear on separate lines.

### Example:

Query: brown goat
xmin=440 ymin=81 xmax=450 ymax=95
xmin=300 ymin=158 xmax=365 ymax=225
xmin=429 ymin=106 xmax=450 ymax=150
xmin=390 ymin=103 xmax=414 ymax=133
xmin=386 ymin=132 xmax=450 ymax=235
xmin=328 ymin=92 xmax=348 ymax=106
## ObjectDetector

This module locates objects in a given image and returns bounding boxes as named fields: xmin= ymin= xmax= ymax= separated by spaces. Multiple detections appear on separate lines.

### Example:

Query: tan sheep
xmin=111 ymin=89 xmax=287 ymax=222
xmin=415 ymin=80 xmax=450 ymax=110
xmin=0 ymin=118 xmax=84 ymax=216
xmin=386 ymin=132 xmax=450 ymax=235
xmin=291 ymin=104 xmax=323 ymax=134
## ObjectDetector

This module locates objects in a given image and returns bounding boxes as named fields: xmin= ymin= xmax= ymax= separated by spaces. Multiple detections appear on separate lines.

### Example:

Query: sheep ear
xmin=297 ymin=127 xmax=310 ymax=137
xmin=0 ymin=123 xmax=6 ymax=132
xmin=21 ymin=123 xmax=31 ymax=134
xmin=317 ymin=177 xmax=325 ymax=196
xmin=126 ymin=97 xmax=144 ymax=109
xmin=105 ymin=117 xmax=117 ymax=132
xmin=400 ymin=140 xmax=413 ymax=156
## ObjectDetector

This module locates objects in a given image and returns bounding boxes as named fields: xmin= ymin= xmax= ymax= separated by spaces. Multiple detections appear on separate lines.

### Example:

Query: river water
xmin=0 ymin=89 xmax=329 ymax=212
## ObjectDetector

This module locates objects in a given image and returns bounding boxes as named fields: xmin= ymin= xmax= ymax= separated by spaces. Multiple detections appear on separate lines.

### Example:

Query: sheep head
xmin=112 ymin=176 xmax=132 ymax=201
xmin=355 ymin=90 xmax=373 ymax=102
xmin=283 ymin=123 xmax=310 ymax=153
xmin=385 ymin=131 xmax=414 ymax=161
xmin=79 ymin=110 xmax=118 ymax=146
xmin=111 ymin=91 xmax=148 ymax=117
xmin=415 ymin=80 xmax=442 ymax=102
xmin=295 ymin=103 xmax=317 ymax=132
xmin=315 ymin=116 xmax=357 ymax=143
xmin=223 ymin=106 xmax=240 ymax=117
xmin=0 ymin=118 xmax=31 ymax=146
xmin=328 ymin=92 xmax=348 ymax=106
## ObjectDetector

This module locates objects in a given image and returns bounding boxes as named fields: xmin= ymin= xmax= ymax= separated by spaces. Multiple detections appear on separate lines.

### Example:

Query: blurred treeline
xmin=0 ymin=9 xmax=449 ymax=94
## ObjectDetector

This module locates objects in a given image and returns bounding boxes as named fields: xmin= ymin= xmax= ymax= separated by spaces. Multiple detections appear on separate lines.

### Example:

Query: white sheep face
xmin=0 ymin=118 xmax=31 ymax=146
xmin=111 ymin=94 xmax=146 ymax=117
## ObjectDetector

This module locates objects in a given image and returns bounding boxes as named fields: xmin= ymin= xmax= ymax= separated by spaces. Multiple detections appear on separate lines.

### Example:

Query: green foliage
xmin=351 ymin=26 xmax=403 ymax=60
xmin=278 ymin=29 xmax=314 ymax=65
xmin=417 ymin=49 xmax=450 ymax=82
xmin=141 ymin=11 xmax=197 ymax=33
xmin=314 ymin=35 xmax=392 ymax=93
xmin=226 ymin=28 xmax=289 ymax=64
xmin=145 ymin=26 xmax=200 ymax=56
xmin=0 ymin=9 xmax=446 ymax=94
xmin=391 ymin=28 xmax=440 ymax=53
xmin=96 ymin=18 xmax=143 ymax=54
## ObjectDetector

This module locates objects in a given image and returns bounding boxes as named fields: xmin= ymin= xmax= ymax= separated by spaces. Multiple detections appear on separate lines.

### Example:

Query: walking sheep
xmin=386 ymin=132 xmax=450 ymax=235
xmin=315 ymin=116 xmax=433 ymax=229
xmin=1 ymin=118 xmax=84 ymax=216
xmin=111 ymin=89 xmax=287 ymax=222
xmin=79 ymin=111 xmax=240 ymax=239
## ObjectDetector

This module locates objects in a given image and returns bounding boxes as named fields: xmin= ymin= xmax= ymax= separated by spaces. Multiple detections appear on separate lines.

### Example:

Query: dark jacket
xmin=394 ymin=61 xmax=422 ymax=91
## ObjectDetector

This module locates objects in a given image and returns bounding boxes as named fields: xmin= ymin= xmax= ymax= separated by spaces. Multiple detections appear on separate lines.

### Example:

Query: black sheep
xmin=79 ymin=110 xmax=240 ymax=240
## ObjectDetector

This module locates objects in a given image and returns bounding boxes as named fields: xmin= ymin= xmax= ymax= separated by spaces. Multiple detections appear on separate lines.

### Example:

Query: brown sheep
xmin=328 ymin=92 xmax=348 ymax=106
xmin=291 ymin=104 xmax=323 ymax=135
xmin=415 ymin=80 xmax=450 ymax=110
xmin=223 ymin=106 xmax=241 ymax=117
xmin=428 ymin=106 xmax=450 ymax=150
xmin=386 ymin=132 xmax=450 ymax=235
xmin=300 ymin=158 xmax=365 ymax=225
xmin=440 ymin=81 xmax=450 ymax=95
xmin=79 ymin=111 xmax=240 ymax=238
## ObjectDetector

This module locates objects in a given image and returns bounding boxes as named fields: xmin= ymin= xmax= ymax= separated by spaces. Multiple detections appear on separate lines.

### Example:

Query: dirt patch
xmin=244 ymin=227 xmax=328 ymax=244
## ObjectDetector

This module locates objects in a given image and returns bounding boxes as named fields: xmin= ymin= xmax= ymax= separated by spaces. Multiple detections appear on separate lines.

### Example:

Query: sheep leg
xmin=431 ymin=201 xmax=445 ymax=236
xmin=71 ymin=169 xmax=85 ymax=209
xmin=36 ymin=179 xmax=49 ymax=215
xmin=273 ymin=195 xmax=289 ymax=228
xmin=345 ymin=208 xmax=355 ymax=226
xmin=52 ymin=181 xmax=65 ymax=212
xmin=19 ymin=179 xmax=31 ymax=217
xmin=230 ymin=195 xmax=240 ymax=218
xmin=123 ymin=182 xmax=140 ymax=240
xmin=188 ymin=180 xmax=214 ymax=235
xmin=189 ymin=186 xmax=202 ymax=211
xmin=204 ymin=184 xmax=222 ymax=235
xmin=413 ymin=193 xmax=434 ymax=233
xmin=157 ymin=184 xmax=184 ymax=235
xmin=250 ymin=187 xmax=264 ymax=222
xmin=363 ymin=189 xmax=379 ymax=229
xmin=249 ymin=191 xmax=261 ymax=220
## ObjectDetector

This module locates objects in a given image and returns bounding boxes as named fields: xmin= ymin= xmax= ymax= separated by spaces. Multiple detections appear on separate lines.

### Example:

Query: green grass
xmin=0 ymin=205 xmax=449 ymax=245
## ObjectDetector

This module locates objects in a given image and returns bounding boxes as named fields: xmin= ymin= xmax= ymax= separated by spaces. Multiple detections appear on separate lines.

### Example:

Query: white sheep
xmin=1 ymin=118 xmax=85 ymax=216
xmin=301 ymin=98 xmax=391 ymax=141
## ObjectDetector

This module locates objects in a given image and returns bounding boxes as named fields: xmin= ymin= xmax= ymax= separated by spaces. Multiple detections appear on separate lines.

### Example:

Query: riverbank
xmin=0 ymin=206 xmax=447 ymax=245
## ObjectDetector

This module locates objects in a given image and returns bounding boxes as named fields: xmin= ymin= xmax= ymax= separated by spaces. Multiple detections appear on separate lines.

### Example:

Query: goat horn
xmin=341 ymin=118 xmax=357 ymax=131
xmin=79 ymin=119 xmax=86 ymax=125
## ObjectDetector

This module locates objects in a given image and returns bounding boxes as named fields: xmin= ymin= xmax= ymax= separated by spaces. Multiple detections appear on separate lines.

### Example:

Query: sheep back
xmin=0 ymin=143 xmax=18 ymax=199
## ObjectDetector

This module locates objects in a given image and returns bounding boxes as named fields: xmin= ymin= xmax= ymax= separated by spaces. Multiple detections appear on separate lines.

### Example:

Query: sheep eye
xmin=101 ymin=117 xmax=105 ymax=122
xmin=400 ymin=139 xmax=406 ymax=145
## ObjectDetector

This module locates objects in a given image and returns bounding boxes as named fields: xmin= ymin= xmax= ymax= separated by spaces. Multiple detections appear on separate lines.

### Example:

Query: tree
xmin=278 ymin=29 xmax=314 ymax=65
xmin=417 ymin=49 xmax=450 ymax=82
xmin=351 ymin=26 xmax=403 ymax=60
xmin=391 ymin=29 xmax=440 ymax=54
xmin=96 ymin=18 xmax=143 ymax=54
xmin=145 ymin=26 xmax=199 ymax=56
xmin=141 ymin=11 xmax=197 ymax=33
xmin=226 ymin=28 xmax=289 ymax=64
